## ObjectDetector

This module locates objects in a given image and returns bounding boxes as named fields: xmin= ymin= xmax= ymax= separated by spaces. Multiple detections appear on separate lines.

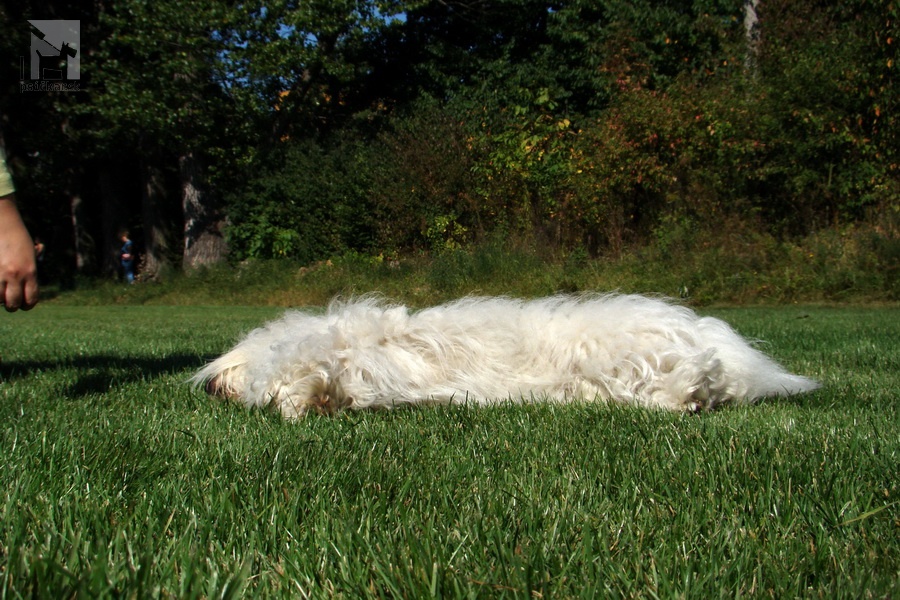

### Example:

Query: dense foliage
xmin=1 ymin=0 xmax=897 ymax=278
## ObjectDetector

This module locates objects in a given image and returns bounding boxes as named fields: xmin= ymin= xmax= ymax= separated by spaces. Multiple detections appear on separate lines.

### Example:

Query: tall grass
xmin=1 ymin=303 xmax=897 ymax=597
xmin=50 ymin=220 xmax=899 ymax=308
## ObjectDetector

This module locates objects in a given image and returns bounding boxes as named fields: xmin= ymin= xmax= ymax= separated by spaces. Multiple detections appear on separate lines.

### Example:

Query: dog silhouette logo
xmin=27 ymin=20 xmax=80 ymax=81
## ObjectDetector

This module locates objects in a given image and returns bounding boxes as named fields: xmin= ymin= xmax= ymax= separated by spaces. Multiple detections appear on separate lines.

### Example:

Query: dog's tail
xmin=749 ymin=370 xmax=820 ymax=399
xmin=698 ymin=316 xmax=820 ymax=403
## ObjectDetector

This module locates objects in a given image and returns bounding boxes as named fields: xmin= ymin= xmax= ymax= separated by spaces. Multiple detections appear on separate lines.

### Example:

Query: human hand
xmin=0 ymin=196 xmax=39 ymax=311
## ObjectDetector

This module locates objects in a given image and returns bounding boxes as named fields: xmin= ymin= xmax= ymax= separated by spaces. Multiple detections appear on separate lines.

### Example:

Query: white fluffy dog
xmin=193 ymin=294 xmax=819 ymax=417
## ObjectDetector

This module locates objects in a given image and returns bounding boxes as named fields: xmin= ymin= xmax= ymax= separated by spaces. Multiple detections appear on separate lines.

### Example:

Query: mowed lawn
xmin=0 ymin=303 xmax=897 ymax=598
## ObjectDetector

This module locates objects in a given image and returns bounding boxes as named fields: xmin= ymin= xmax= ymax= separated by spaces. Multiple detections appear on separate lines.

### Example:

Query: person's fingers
xmin=22 ymin=276 xmax=38 ymax=310
xmin=2 ymin=280 xmax=23 ymax=312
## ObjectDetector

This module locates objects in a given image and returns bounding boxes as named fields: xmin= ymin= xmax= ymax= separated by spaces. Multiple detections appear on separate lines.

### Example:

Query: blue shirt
xmin=120 ymin=239 xmax=134 ymax=263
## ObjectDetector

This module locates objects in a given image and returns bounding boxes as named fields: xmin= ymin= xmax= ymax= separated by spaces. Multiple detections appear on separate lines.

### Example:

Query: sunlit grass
xmin=0 ymin=304 xmax=897 ymax=597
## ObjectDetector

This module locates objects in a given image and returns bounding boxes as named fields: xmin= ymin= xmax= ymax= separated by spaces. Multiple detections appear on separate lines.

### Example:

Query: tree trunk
xmin=140 ymin=158 xmax=169 ymax=279
xmin=98 ymin=168 xmax=125 ymax=276
xmin=180 ymin=151 xmax=227 ymax=270
xmin=744 ymin=0 xmax=761 ymax=71
xmin=69 ymin=192 xmax=93 ymax=273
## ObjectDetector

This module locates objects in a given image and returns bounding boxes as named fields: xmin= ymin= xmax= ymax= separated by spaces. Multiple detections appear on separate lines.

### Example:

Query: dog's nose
xmin=205 ymin=376 xmax=223 ymax=396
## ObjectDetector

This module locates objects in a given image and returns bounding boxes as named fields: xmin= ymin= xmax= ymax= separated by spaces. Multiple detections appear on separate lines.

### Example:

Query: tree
xmin=89 ymin=0 xmax=235 ymax=275
xmin=743 ymin=0 xmax=760 ymax=69
xmin=216 ymin=0 xmax=418 ymax=144
xmin=0 ymin=0 xmax=102 ymax=279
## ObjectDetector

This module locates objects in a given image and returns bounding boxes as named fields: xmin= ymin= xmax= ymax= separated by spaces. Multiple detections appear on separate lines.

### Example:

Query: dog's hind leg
xmin=578 ymin=349 xmax=728 ymax=411
xmin=646 ymin=350 xmax=727 ymax=411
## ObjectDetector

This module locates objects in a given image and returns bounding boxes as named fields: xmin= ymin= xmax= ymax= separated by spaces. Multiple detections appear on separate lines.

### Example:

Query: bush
xmin=225 ymin=139 xmax=376 ymax=262
xmin=367 ymin=100 xmax=481 ymax=253
xmin=219 ymin=0 xmax=898 ymax=265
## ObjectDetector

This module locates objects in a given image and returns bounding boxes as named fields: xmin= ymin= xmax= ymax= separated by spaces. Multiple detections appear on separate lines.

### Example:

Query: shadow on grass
xmin=0 ymin=353 xmax=211 ymax=397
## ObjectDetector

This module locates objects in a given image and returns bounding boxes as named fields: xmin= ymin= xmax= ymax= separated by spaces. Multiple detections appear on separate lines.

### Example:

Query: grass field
xmin=1 ymin=303 xmax=898 ymax=598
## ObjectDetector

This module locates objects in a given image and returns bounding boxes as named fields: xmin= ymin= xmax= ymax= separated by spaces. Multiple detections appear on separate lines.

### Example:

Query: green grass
xmin=1 ymin=304 xmax=898 ymax=598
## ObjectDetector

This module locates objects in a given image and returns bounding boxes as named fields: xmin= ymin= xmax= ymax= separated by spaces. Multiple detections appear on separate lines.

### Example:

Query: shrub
xmin=225 ymin=139 xmax=375 ymax=262
xmin=367 ymin=100 xmax=480 ymax=253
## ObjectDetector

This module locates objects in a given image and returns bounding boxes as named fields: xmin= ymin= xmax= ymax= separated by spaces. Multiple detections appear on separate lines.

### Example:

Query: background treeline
xmin=1 ymin=0 xmax=897 ymax=293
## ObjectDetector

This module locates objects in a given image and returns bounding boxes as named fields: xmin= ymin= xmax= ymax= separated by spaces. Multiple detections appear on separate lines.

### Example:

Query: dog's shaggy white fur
xmin=193 ymin=294 xmax=819 ymax=417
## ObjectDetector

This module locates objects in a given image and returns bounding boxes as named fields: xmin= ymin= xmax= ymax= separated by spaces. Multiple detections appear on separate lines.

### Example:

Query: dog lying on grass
xmin=193 ymin=294 xmax=819 ymax=417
